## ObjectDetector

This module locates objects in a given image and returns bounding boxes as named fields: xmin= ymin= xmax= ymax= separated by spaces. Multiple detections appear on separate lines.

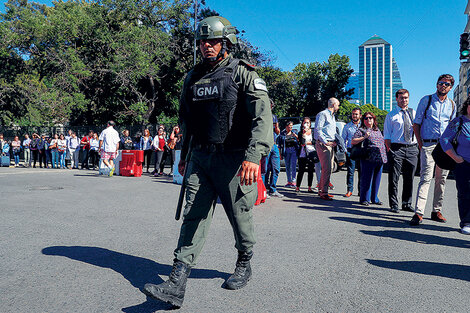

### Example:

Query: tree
xmin=290 ymin=54 xmax=353 ymax=117
xmin=337 ymin=100 xmax=388 ymax=130
xmin=0 ymin=0 xmax=194 ymax=126
xmin=257 ymin=66 xmax=299 ymax=117
xmin=0 ymin=0 xmax=273 ymax=126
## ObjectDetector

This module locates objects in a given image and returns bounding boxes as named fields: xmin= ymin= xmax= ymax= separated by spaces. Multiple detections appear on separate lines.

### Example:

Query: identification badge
xmin=253 ymin=78 xmax=268 ymax=92
xmin=192 ymin=81 xmax=222 ymax=101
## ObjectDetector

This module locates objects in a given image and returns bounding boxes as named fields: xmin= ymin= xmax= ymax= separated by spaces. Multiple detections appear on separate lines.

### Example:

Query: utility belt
xmin=391 ymin=143 xmax=418 ymax=148
xmin=192 ymin=142 xmax=245 ymax=154
xmin=422 ymin=139 xmax=439 ymax=143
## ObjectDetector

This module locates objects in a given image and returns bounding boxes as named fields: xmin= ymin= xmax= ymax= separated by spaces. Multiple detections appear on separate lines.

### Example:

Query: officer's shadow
xmin=42 ymin=246 xmax=230 ymax=312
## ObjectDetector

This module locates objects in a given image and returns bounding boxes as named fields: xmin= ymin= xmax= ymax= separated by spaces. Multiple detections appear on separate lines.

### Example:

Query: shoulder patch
xmin=253 ymin=78 xmax=268 ymax=92
xmin=239 ymin=59 xmax=256 ymax=70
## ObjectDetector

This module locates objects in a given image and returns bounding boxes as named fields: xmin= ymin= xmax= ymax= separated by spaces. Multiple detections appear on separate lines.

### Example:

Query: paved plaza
xmin=1 ymin=167 xmax=469 ymax=312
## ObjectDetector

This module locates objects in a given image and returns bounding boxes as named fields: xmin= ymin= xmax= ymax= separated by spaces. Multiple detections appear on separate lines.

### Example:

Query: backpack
xmin=424 ymin=95 xmax=455 ymax=120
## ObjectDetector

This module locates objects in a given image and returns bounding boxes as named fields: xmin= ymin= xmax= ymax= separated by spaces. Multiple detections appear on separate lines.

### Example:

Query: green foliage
xmin=359 ymin=103 xmax=388 ymax=130
xmin=0 ymin=0 xmax=194 ymax=126
xmin=291 ymin=54 xmax=354 ymax=117
xmin=0 ymin=1 xmax=354 ymax=127
xmin=257 ymin=66 xmax=299 ymax=117
xmin=337 ymin=100 xmax=360 ymax=123
xmin=337 ymin=100 xmax=389 ymax=130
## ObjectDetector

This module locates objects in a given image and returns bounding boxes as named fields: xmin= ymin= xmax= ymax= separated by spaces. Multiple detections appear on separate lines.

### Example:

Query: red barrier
xmin=255 ymin=165 xmax=267 ymax=206
xmin=120 ymin=150 xmax=144 ymax=177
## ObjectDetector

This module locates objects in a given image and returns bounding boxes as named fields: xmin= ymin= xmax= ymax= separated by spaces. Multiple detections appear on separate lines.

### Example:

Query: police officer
xmin=143 ymin=16 xmax=273 ymax=308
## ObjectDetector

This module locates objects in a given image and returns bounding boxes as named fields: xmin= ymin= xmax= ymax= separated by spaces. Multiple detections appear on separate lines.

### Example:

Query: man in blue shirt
xmin=342 ymin=107 xmax=362 ymax=197
xmin=262 ymin=100 xmax=283 ymax=198
xmin=384 ymin=89 xmax=418 ymax=213
xmin=410 ymin=74 xmax=457 ymax=226
xmin=315 ymin=97 xmax=339 ymax=200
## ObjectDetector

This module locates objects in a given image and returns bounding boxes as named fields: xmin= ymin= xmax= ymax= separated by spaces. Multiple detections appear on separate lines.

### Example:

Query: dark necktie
xmin=402 ymin=110 xmax=411 ymax=143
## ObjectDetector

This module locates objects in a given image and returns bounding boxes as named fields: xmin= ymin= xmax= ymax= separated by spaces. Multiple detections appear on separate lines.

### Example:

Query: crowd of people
xmin=261 ymin=74 xmax=469 ymax=235
xmin=0 ymin=74 xmax=468 ymax=235
xmin=0 ymin=123 xmax=182 ymax=176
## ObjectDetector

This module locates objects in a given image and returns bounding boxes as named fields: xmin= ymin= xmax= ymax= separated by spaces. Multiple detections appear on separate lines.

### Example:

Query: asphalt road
xmin=0 ymin=166 xmax=468 ymax=313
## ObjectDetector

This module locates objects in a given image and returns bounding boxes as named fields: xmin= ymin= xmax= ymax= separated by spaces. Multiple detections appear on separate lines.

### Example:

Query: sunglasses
xmin=438 ymin=81 xmax=452 ymax=87
xmin=364 ymin=116 xmax=374 ymax=120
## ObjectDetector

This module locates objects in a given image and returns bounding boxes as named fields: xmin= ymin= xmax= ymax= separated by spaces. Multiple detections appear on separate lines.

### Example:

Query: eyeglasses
xmin=438 ymin=81 xmax=452 ymax=87
xmin=364 ymin=117 xmax=374 ymax=120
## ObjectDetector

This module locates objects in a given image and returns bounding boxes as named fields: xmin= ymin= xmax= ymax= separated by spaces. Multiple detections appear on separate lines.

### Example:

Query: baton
xmin=175 ymin=136 xmax=193 ymax=220
xmin=175 ymin=165 xmax=188 ymax=220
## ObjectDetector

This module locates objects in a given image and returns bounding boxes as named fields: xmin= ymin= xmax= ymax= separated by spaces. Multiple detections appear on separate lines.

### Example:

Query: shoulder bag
xmin=350 ymin=129 xmax=368 ymax=160
xmin=432 ymin=117 xmax=463 ymax=171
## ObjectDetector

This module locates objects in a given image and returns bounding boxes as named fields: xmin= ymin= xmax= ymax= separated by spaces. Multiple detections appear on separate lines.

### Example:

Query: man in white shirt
xmin=314 ymin=98 xmax=339 ymax=200
xmin=68 ymin=132 xmax=81 ymax=169
xmin=99 ymin=120 xmax=120 ymax=176
xmin=383 ymin=89 xmax=419 ymax=213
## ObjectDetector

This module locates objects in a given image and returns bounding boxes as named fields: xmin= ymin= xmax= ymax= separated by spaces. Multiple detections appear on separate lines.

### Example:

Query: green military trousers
xmin=174 ymin=149 xmax=258 ymax=266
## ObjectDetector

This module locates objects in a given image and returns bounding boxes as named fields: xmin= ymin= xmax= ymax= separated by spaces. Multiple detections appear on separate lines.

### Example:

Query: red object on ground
xmin=120 ymin=150 xmax=144 ymax=177
xmin=255 ymin=165 xmax=267 ymax=206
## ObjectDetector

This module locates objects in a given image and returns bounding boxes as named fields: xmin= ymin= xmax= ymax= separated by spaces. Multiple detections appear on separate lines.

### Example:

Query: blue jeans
xmin=51 ymin=150 xmax=59 ymax=168
xmin=13 ymin=150 xmax=20 ymax=165
xmin=284 ymin=147 xmax=298 ymax=183
xmin=263 ymin=144 xmax=280 ymax=193
xmin=45 ymin=149 xmax=52 ymax=167
xmin=454 ymin=161 xmax=470 ymax=228
xmin=346 ymin=150 xmax=361 ymax=193
xmin=59 ymin=151 xmax=66 ymax=168
xmin=360 ymin=159 xmax=383 ymax=203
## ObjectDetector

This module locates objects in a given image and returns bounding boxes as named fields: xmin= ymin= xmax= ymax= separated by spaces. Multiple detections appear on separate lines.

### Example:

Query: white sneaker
xmin=270 ymin=191 xmax=284 ymax=198
xmin=461 ymin=225 xmax=470 ymax=235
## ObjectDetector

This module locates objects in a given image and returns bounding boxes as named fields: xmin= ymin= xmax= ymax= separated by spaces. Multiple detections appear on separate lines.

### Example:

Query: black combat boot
xmin=143 ymin=260 xmax=191 ymax=308
xmin=224 ymin=250 xmax=253 ymax=290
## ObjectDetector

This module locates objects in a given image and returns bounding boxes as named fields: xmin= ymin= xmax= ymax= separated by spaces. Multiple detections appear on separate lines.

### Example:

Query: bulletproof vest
xmin=186 ymin=58 xmax=251 ymax=148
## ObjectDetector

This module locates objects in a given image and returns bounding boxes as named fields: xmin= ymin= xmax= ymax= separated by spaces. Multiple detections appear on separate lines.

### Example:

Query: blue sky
xmin=206 ymin=0 xmax=468 ymax=108
xmin=2 ymin=0 xmax=468 ymax=108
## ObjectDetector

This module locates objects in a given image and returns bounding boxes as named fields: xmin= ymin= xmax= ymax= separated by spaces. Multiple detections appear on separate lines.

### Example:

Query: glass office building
xmin=345 ymin=72 xmax=360 ymax=103
xmin=392 ymin=58 xmax=403 ymax=108
xmin=359 ymin=35 xmax=402 ymax=111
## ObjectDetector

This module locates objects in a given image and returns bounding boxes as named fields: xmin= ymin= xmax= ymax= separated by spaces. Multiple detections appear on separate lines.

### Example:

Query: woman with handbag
xmin=296 ymin=117 xmax=318 ymax=193
xmin=278 ymin=121 xmax=299 ymax=187
xmin=89 ymin=133 xmax=100 ymax=170
xmin=11 ymin=136 xmax=21 ymax=167
xmin=140 ymin=128 xmax=153 ymax=173
xmin=352 ymin=112 xmax=387 ymax=206
xmin=153 ymin=126 xmax=166 ymax=176
xmin=440 ymin=99 xmax=470 ymax=234
xmin=50 ymin=134 xmax=59 ymax=168
xmin=30 ymin=133 xmax=40 ymax=168
xmin=161 ymin=125 xmax=181 ymax=176
xmin=57 ymin=134 xmax=67 ymax=169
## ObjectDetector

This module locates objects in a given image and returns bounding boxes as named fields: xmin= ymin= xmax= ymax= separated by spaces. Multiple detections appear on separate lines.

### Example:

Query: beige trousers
xmin=316 ymin=142 xmax=334 ymax=196
xmin=414 ymin=143 xmax=449 ymax=215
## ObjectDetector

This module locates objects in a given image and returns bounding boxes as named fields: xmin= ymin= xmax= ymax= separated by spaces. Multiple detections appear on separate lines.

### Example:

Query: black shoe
xmin=410 ymin=214 xmax=423 ymax=226
xmin=224 ymin=250 xmax=253 ymax=290
xmin=143 ymin=260 xmax=191 ymax=308
xmin=402 ymin=204 xmax=414 ymax=212
xmin=373 ymin=201 xmax=383 ymax=205
xmin=360 ymin=201 xmax=370 ymax=206
xmin=390 ymin=206 xmax=400 ymax=213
